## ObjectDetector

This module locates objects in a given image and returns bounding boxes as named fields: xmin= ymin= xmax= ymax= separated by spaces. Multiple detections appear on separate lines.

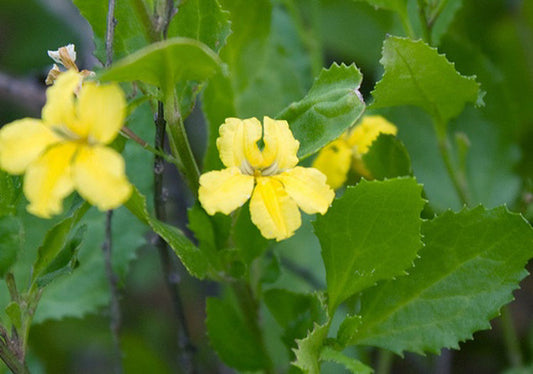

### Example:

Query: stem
xmin=105 ymin=0 xmax=117 ymax=67
xmin=398 ymin=8 xmax=416 ymax=39
xmin=154 ymin=101 xmax=197 ymax=374
xmin=164 ymin=89 xmax=200 ymax=197
xmin=501 ymin=306 xmax=524 ymax=368
xmin=435 ymin=123 xmax=470 ymax=206
xmin=102 ymin=211 xmax=123 ymax=374
xmin=0 ymin=341 xmax=29 ymax=374
xmin=416 ymin=0 xmax=432 ymax=44
xmin=375 ymin=349 xmax=393 ymax=374
xmin=231 ymin=282 xmax=274 ymax=374
xmin=120 ymin=127 xmax=181 ymax=167
xmin=283 ymin=0 xmax=323 ymax=77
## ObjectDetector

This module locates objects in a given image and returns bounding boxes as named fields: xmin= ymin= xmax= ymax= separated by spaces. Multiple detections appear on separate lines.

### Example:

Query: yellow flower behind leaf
xmin=0 ymin=70 xmax=132 ymax=218
xmin=199 ymin=117 xmax=334 ymax=241
xmin=312 ymin=115 xmax=397 ymax=189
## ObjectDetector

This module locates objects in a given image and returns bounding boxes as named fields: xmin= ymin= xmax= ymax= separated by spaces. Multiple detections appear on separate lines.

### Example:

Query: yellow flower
xmin=0 ymin=70 xmax=132 ymax=218
xmin=199 ymin=117 xmax=334 ymax=241
xmin=312 ymin=115 xmax=397 ymax=189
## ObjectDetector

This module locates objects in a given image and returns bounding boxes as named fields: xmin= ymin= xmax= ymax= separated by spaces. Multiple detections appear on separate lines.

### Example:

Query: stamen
xmin=261 ymin=161 xmax=279 ymax=176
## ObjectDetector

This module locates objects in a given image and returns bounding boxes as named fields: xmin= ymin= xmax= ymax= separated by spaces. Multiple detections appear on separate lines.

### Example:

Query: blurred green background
xmin=0 ymin=0 xmax=532 ymax=373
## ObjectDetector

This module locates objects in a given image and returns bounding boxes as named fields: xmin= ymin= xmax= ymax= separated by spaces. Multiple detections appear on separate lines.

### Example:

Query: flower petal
xmin=311 ymin=139 xmax=352 ymax=189
xmin=216 ymin=117 xmax=263 ymax=170
xmin=77 ymin=81 xmax=126 ymax=144
xmin=0 ymin=118 xmax=60 ymax=174
xmin=346 ymin=115 xmax=397 ymax=154
xmin=24 ymin=143 xmax=77 ymax=218
xmin=199 ymin=167 xmax=254 ymax=215
xmin=261 ymin=116 xmax=299 ymax=171
xmin=275 ymin=167 xmax=334 ymax=215
xmin=72 ymin=145 xmax=132 ymax=211
xmin=250 ymin=176 xmax=301 ymax=241
xmin=41 ymin=70 xmax=81 ymax=131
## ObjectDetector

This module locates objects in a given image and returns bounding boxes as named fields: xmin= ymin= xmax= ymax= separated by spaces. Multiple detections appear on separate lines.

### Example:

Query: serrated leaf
xmin=371 ymin=37 xmax=480 ymax=126
xmin=362 ymin=134 xmax=412 ymax=180
xmin=167 ymin=0 xmax=231 ymax=53
xmin=292 ymin=322 xmax=329 ymax=374
xmin=0 ymin=216 xmax=22 ymax=277
xmin=314 ymin=178 xmax=424 ymax=313
xmin=98 ymin=37 xmax=222 ymax=93
xmin=349 ymin=206 xmax=533 ymax=355
xmin=73 ymin=0 xmax=153 ymax=62
xmin=206 ymin=296 xmax=271 ymax=371
xmin=277 ymin=63 xmax=366 ymax=159
xmin=320 ymin=346 xmax=373 ymax=374
xmin=125 ymin=187 xmax=208 ymax=279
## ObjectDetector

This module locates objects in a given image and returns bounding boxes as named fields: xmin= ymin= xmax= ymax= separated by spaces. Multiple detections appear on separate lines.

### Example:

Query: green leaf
xmin=72 ymin=0 xmax=153 ymax=62
xmin=292 ymin=322 xmax=329 ymax=374
xmin=349 ymin=206 xmax=533 ymax=355
xmin=314 ymin=178 xmax=424 ymax=313
xmin=35 ymin=225 xmax=85 ymax=288
xmin=0 ymin=171 xmax=17 ymax=217
xmin=277 ymin=63 xmax=365 ymax=159
xmin=233 ymin=203 xmax=269 ymax=264
xmin=0 ymin=216 xmax=22 ymax=277
xmin=430 ymin=0 xmax=464 ymax=45
xmin=206 ymin=296 xmax=271 ymax=371
xmin=371 ymin=37 xmax=480 ymax=126
xmin=362 ymin=134 xmax=412 ymax=179
xmin=5 ymin=302 xmax=21 ymax=331
xmin=125 ymin=187 xmax=209 ymax=279
xmin=98 ymin=37 xmax=222 ymax=93
xmin=264 ymin=289 xmax=326 ymax=354
xmin=167 ymin=0 xmax=231 ymax=53
xmin=353 ymin=0 xmax=407 ymax=15
xmin=320 ymin=346 xmax=373 ymax=374
xmin=337 ymin=315 xmax=363 ymax=348
xmin=31 ymin=203 xmax=89 ymax=283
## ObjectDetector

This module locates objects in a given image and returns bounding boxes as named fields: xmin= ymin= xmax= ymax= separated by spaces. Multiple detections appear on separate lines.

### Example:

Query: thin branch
xmin=0 ymin=71 xmax=45 ymax=117
xmin=103 ymin=1 xmax=123 ymax=372
xmin=102 ymin=211 xmax=122 ymax=373
xmin=105 ymin=0 xmax=117 ymax=67
xmin=154 ymin=101 xmax=197 ymax=374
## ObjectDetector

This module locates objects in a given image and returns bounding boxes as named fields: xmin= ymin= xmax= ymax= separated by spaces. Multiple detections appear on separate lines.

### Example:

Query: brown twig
xmin=154 ymin=101 xmax=197 ymax=374
xmin=0 ymin=71 xmax=45 ymax=117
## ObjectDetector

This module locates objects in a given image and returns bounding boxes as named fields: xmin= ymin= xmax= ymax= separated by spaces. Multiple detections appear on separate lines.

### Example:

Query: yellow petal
xmin=199 ymin=167 xmax=254 ymax=215
xmin=72 ymin=145 xmax=132 ymax=211
xmin=311 ymin=139 xmax=352 ymax=189
xmin=24 ymin=142 xmax=77 ymax=218
xmin=275 ymin=167 xmax=334 ymax=215
xmin=0 ymin=118 xmax=60 ymax=174
xmin=41 ymin=70 xmax=81 ymax=132
xmin=347 ymin=115 xmax=397 ymax=154
xmin=216 ymin=117 xmax=263 ymax=170
xmin=261 ymin=116 xmax=299 ymax=171
xmin=77 ymin=81 xmax=126 ymax=144
xmin=250 ymin=176 xmax=301 ymax=241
